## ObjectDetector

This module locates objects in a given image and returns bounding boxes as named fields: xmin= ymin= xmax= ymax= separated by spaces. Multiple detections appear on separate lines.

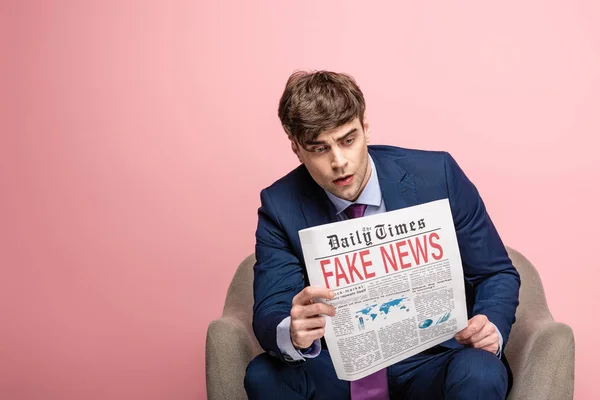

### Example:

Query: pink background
xmin=1 ymin=1 xmax=598 ymax=399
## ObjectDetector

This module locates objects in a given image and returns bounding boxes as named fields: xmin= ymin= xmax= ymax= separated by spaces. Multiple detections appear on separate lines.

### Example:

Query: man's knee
xmin=446 ymin=348 xmax=508 ymax=398
xmin=245 ymin=353 xmax=283 ymax=397
xmin=245 ymin=353 xmax=313 ymax=399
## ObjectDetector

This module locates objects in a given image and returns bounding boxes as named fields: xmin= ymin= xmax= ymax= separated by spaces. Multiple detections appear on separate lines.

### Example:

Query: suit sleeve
xmin=252 ymin=188 xmax=307 ymax=363
xmin=443 ymin=152 xmax=521 ymax=345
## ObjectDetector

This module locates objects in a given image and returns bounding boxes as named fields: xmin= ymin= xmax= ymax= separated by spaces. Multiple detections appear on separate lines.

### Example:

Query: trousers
xmin=244 ymin=346 xmax=509 ymax=400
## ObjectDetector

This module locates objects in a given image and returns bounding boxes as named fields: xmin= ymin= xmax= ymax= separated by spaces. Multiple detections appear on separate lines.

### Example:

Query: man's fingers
xmin=480 ymin=343 xmax=499 ymax=354
xmin=453 ymin=314 xmax=499 ymax=355
xmin=293 ymin=286 xmax=335 ymax=306
xmin=471 ymin=335 xmax=499 ymax=354
xmin=462 ymin=322 xmax=496 ymax=344
xmin=291 ymin=328 xmax=325 ymax=349
xmin=291 ymin=316 xmax=326 ymax=332
xmin=471 ymin=336 xmax=498 ymax=352
xmin=455 ymin=314 xmax=488 ymax=341
xmin=289 ymin=286 xmax=336 ymax=349
xmin=291 ymin=302 xmax=335 ymax=320
xmin=455 ymin=331 xmax=499 ymax=354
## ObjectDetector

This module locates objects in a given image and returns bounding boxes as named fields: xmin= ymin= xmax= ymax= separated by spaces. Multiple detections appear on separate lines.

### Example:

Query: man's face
xmin=292 ymin=118 xmax=371 ymax=202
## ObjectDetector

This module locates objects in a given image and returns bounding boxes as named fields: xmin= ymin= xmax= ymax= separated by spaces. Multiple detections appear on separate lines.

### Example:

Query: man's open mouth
xmin=334 ymin=175 xmax=354 ymax=186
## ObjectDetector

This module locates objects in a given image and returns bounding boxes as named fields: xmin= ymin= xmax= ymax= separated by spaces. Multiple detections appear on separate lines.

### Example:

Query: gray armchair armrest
xmin=206 ymin=255 xmax=262 ymax=400
xmin=206 ymin=316 xmax=259 ymax=400
xmin=505 ymin=248 xmax=575 ymax=400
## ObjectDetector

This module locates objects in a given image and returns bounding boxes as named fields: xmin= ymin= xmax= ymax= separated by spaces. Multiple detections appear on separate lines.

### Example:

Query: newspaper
xmin=298 ymin=199 xmax=468 ymax=381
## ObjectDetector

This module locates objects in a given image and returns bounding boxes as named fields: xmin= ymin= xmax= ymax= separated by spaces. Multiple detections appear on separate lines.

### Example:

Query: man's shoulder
xmin=369 ymin=145 xmax=451 ymax=175
xmin=369 ymin=144 xmax=448 ymax=161
xmin=260 ymin=163 xmax=315 ymax=200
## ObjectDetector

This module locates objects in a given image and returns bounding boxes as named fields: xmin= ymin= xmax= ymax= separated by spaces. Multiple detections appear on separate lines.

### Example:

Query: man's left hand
xmin=455 ymin=314 xmax=499 ymax=355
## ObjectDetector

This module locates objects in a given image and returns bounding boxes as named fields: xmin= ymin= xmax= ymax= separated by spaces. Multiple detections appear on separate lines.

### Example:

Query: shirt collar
xmin=324 ymin=155 xmax=382 ymax=215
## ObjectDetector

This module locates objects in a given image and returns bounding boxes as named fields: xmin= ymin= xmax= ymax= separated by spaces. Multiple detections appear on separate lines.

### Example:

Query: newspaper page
xmin=298 ymin=199 xmax=467 ymax=381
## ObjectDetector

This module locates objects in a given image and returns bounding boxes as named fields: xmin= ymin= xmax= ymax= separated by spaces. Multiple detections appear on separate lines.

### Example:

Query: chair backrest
xmin=222 ymin=253 xmax=257 ymax=326
xmin=206 ymin=254 xmax=261 ymax=400
xmin=503 ymin=247 xmax=553 ymax=366
xmin=505 ymin=247 xmax=552 ymax=320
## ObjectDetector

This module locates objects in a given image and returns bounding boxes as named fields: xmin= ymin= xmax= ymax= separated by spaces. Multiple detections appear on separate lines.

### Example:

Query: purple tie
xmin=344 ymin=203 xmax=368 ymax=220
xmin=344 ymin=204 xmax=390 ymax=400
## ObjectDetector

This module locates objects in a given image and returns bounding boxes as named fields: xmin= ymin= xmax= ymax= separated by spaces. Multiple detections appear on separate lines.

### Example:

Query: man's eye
xmin=314 ymin=146 xmax=326 ymax=153
xmin=344 ymin=138 xmax=354 ymax=145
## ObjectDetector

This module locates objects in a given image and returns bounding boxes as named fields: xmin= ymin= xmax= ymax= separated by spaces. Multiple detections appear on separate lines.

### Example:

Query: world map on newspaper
xmin=354 ymin=297 xmax=409 ymax=330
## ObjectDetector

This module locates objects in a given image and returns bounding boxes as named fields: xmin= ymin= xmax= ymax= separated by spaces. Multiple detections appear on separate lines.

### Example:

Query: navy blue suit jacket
xmin=253 ymin=145 xmax=520 ymax=363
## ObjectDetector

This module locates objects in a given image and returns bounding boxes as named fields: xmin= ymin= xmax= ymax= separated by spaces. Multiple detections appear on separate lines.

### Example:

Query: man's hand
xmin=455 ymin=314 xmax=499 ymax=355
xmin=290 ymin=286 xmax=336 ymax=350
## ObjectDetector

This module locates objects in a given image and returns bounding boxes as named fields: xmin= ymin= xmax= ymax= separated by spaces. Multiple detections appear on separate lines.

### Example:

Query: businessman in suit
xmin=244 ymin=71 xmax=520 ymax=399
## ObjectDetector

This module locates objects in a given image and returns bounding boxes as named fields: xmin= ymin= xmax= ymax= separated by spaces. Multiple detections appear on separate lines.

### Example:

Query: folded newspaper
xmin=298 ymin=199 xmax=468 ymax=381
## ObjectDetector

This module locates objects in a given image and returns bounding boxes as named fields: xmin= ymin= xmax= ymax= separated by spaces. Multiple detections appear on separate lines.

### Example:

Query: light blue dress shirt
xmin=276 ymin=156 xmax=502 ymax=361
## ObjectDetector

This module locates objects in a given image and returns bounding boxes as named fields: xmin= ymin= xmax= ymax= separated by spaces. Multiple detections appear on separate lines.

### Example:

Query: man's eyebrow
xmin=305 ymin=128 xmax=358 ymax=145
xmin=336 ymin=128 xmax=357 ymax=141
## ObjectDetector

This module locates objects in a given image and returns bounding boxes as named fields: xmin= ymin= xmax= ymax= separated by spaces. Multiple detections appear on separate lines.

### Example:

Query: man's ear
xmin=290 ymin=138 xmax=303 ymax=163
xmin=363 ymin=117 xmax=371 ymax=144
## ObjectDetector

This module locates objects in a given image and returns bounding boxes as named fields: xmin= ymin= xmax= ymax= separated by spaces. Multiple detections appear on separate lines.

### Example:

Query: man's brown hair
xmin=278 ymin=71 xmax=366 ymax=147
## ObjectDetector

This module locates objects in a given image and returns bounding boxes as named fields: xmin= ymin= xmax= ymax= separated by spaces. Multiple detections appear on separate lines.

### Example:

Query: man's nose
xmin=331 ymin=147 xmax=348 ymax=170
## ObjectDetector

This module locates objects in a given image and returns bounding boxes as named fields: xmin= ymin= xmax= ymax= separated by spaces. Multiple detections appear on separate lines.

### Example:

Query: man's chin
xmin=334 ymin=188 xmax=358 ymax=202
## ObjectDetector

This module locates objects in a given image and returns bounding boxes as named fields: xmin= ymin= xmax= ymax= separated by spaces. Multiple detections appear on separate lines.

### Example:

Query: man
xmin=245 ymin=71 xmax=520 ymax=399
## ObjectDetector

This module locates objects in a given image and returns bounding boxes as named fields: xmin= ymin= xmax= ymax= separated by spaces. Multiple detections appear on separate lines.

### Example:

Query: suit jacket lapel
xmin=370 ymin=148 xmax=417 ymax=211
xmin=298 ymin=167 xmax=338 ymax=228
xmin=300 ymin=190 xmax=338 ymax=228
